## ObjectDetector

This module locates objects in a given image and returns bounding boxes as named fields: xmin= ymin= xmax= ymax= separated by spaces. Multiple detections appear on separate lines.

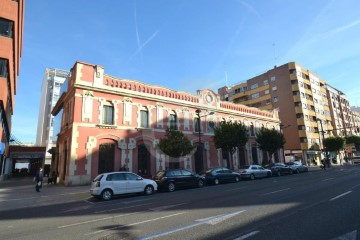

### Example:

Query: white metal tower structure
xmin=36 ymin=68 xmax=69 ymax=166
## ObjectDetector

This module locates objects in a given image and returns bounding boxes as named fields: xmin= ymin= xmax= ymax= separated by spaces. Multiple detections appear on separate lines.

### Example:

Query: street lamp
xmin=317 ymin=118 xmax=329 ymax=164
xmin=280 ymin=124 xmax=291 ymax=163
xmin=195 ymin=109 xmax=214 ymax=144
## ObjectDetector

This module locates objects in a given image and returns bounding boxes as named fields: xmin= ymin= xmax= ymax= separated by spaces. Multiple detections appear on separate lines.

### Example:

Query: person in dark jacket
xmin=35 ymin=168 xmax=44 ymax=192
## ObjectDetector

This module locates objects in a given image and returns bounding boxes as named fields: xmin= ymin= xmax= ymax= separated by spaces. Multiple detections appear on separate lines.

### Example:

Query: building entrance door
xmin=98 ymin=143 xmax=115 ymax=174
xmin=138 ymin=144 xmax=150 ymax=175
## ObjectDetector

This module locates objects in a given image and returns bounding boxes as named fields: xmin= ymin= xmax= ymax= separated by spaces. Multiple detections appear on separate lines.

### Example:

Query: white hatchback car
xmin=90 ymin=172 xmax=157 ymax=200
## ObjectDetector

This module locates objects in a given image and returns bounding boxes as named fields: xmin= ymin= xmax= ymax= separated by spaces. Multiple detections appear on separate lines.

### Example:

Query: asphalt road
xmin=0 ymin=165 xmax=359 ymax=240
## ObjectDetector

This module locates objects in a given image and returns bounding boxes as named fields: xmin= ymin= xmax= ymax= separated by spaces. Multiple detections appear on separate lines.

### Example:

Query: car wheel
xmin=197 ymin=180 xmax=204 ymax=188
xmin=250 ymin=174 xmax=255 ymax=180
xmin=277 ymin=171 xmax=281 ymax=177
xmin=144 ymin=185 xmax=154 ymax=195
xmin=214 ymin=178 xmax=220 ymax=185
xmin=267 ymin=172 xmax=272 ymax=177
xmin=101 ymin=189 xmax=113 ymax=201
xmin=296 ymin=169 xmax=300 ymax=174
xmin=234 ymin=176 xmax=240 ymax=182
xmin=167 ymin=182 xmax=176 ymax=192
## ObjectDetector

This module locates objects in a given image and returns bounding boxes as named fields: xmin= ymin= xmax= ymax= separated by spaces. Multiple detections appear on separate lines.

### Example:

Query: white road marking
xmin=322 ymin=178 xmax=335 ymax=181
xmin=261 ymin=188 xmax=290 ymax=196
xmin=196 ymin=210 xmax=246 ymax=225
xmin=139 ymin=209 xmax=246 ymax=239
xmin=330 ymin=230 xmax=357 ymax=240
xmin=94 ymin=203 xmax=152 ymax=213
xmin=58 ymin=211 xmax=142 ymax=228
xmin=86 ymin=212 xmax=186 ymax=236
xmin=149 ymin=202 xmax=188 ymax=211
xmin=330 ymin=191 xmax=352 ymax=201
xmin=233 ymin=231 xmax=260 ymax=240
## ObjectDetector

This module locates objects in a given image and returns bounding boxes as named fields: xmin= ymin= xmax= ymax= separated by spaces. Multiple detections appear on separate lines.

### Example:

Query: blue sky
xmin=12 ymin=0 xmax=360 ymax=143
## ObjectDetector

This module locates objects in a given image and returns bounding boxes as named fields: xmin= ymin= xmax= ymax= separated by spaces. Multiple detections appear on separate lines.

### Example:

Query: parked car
xmin=153 ymin=169 xmax=205 ymax=192
xmin=90 ymin=172 xmax=157 ymax=200
xmin=285 ymin=161 xmax=308 ymax=173
xmin=265 ymin=163 xmax=293 ymax=176
xmin=239 ymin=165 xmax=272 ymax=180
xmin=201 ymin=167 xmax=241 ymax=185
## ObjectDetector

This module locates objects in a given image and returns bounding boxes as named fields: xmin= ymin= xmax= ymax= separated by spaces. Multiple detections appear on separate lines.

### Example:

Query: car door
xmin=222 ymin=168 xmax=233 ymax=182
xmin=110 ymin=173 xmax=127 ymax=194
xmin=181 ymin=169 xmax=196 ymax=187
xmin=124 ymin=173 xmax=144 ymax=193
xmin=250 ymin=166 xmax=258 ymax=177
xmin=258 ymin=166 xmax=266 ymax=177
xmin=172 ymin=169 xmax=184 ymax=187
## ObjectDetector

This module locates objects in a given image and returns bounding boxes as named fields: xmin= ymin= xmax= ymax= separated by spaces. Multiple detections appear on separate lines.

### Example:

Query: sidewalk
xmin=0 ymin=177 xmax=91 ymax=212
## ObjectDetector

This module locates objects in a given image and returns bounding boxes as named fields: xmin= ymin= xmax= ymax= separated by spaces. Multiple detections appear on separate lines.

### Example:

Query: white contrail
xmin=128 ymin=29 xmax=160 ymax=61
xmin=134 ymin=0 xmax=143 ymax=61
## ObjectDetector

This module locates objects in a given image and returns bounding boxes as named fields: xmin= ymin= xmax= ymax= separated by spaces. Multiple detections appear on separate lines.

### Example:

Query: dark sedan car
xmin=265 ymin=163 xmax=293 ymax=177
xmin=201 ymin=167 xmax=240 ymax=185
xmin=153 ymin=169 xmax=205 ymax=192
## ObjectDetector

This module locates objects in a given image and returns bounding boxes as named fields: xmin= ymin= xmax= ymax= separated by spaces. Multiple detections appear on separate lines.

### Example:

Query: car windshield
xmin=93 ymin=174 xmax=103 ymax=182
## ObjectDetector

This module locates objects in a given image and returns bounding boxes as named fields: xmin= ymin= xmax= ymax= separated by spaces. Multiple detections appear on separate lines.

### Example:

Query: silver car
xmin=285 ymin=161 xmax=308 ymax=173
xmin=239 ymin=165 xmax=272 ymax=180
xmin=90 ymin=172 xmax=157 ymax=200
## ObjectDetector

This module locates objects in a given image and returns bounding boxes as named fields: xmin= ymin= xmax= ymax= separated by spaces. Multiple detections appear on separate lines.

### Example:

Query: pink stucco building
xmin=52 ymin=61 xmax=281 ymax=186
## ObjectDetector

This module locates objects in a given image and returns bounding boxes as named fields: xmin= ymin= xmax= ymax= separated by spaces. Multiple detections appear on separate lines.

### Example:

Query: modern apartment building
xmin=36 ymin=68 xmax=68 ymax=167
xmin=0 ymin=0 xmax=24 ymax=178
xmin=218 ymin=62 xmax=339 ymax=164
xmin=51 ymin=61 xmax=281 ymax=186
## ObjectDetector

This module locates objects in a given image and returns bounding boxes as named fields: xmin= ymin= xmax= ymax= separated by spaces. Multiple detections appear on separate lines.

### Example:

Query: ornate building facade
xmin=52 ymin=61 xmax=281 ymax=186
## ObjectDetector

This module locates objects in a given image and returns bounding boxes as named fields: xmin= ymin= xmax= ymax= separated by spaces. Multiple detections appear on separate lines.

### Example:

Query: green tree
xmin=213 ymin=121 xmax=248 ymax=168
xmin=345 ymin=135 xmax=360 ymax=152
xmin=323 ymin=136 xmax=345 ymax=162
xmin=256 ymin=128 xmax=286 ymax=165
xmin=157 ymin=129 xmax=195 ymax=168
xmin=323 ymin=136 xmax=345 ymax=152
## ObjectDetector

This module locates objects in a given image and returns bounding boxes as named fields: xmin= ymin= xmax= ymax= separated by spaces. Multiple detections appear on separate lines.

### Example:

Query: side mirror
xmin=137 ymin=177 xmax=143 ymax=181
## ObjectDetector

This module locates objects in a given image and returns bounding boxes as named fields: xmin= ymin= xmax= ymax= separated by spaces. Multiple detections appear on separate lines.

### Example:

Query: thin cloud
xmin=128 ymin=29 xmax=160 ymax=62
xmin=238 ymin=0 xmax=263 ymax=21
xmin=329 ymin=19 xmax=360 ymax=35
xmin=134 ymin=0 xmax=143 ymax=61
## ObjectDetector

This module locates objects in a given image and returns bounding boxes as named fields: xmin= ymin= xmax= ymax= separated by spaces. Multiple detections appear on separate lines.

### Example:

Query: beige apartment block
xmin=218 ymin=62 xmax=352 ymax=164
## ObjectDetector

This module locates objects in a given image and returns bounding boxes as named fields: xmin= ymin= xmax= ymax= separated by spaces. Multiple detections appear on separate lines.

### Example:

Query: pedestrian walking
xmin=35 ymin=168 xmax=44 ymax=192
xmin=321 ymin=159 xmax=326 ymax=171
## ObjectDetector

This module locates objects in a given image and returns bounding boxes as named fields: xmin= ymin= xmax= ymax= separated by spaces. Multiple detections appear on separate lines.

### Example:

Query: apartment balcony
xmin=293 ymin=95 xmax=301 ymax=102
xmin=288 ymin=62 xmax=296 ymax=69
xmin=232 ymin=91 xmax=249 ymax=100
xmin=325 ymin=115 xmax=332 ymax=121
xmin=304 ymin=88 xmax=312 ymax=95
xmin=321 ymin=87 xmax=327 ymax=93
xmin=291 ymin=84 xmax=299 ymax=91
xmin=306 ymin=99 xmax=314 ymax=105
xmin=301 ymin=143 xmax=310 ymax=150
xmin=303 ymin=79 xmax=311 ymax=85
xmin=295 ymin=107 xmax=303 ymax=114
xmin=290 ymin=73 xmax=297 ymax=80
xmin=307 ymin=110 xmax=316 ymax=116
xmin=307 ymin=132 xmax=320 ymax=139
xmin=297 ymin=118 xmax=305 ymax=125
xmin=323 ymin=105 xmax=330 ymax=111
xmin=308 ymin=121 xmax=319 ymax=127
xmin=298 ymin=130 xmax=307 ymax=138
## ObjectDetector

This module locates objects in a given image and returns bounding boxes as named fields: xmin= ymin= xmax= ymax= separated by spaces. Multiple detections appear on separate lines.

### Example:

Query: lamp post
xmin=317 ymin=118 xmax=328 ymax=164
xmin=195 ymin=109 xmax=214 ymax=173
xmin=280 ymin=124 xmax=290 ymax=163
xmin=195 ymin=109 xmax=214 ymax=144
